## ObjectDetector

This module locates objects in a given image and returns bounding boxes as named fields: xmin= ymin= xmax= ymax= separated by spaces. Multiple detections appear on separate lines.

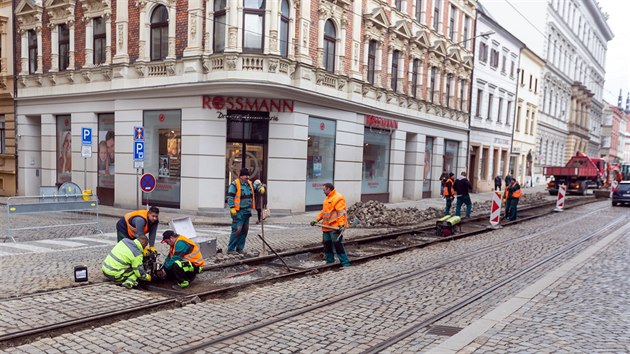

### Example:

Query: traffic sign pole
xmin=81 ymin=128 xmax=93 ymax=192
xmin=133 ymin=126 xmax=145 ymax=210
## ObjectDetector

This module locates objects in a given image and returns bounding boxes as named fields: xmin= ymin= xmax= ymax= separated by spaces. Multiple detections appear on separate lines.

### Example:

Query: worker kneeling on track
xmin=102 ymin=235 xmax=152 ymax=289
xmin=158 ymin=230 xmax=205 ymax=289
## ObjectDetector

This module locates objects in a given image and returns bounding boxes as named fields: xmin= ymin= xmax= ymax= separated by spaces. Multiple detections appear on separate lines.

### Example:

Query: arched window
xmin=213 ymin=0 xmax=226 ymax=53
xmin=279 ymin=0 xmax=290 ymax=57
xmin=323 ymin=20 xmax=336 ymax=72
xmin=150 ymin=5 xmax=169 ymax=61
xmin=243 ymin=0 xmax=265 ymax=52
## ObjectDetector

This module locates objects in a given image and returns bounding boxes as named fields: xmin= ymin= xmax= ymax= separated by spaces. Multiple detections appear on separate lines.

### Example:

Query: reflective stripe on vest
xmin=169 ymin=235 xmax=205 ymax=267
xmin=233 ymin=179 xmax=255 ymax=211
xmin=102 ymin=238 xmax=143 ymax=277
xmin=124 ymin=210 xmax=149 ymax=238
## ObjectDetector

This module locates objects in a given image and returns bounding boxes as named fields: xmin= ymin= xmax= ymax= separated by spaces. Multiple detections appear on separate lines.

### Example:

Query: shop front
xmin=305 ymin=117 xmax=336 ymax=210
xmin=361 ymin=115 xmax=396 ymax=203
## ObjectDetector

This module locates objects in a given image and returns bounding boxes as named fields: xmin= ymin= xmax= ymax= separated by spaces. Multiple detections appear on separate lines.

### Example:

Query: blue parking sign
xmin=81 ymin=128 xmax=92 ymax=145
xmin=133 ymin=141 xmax=145 ymax=161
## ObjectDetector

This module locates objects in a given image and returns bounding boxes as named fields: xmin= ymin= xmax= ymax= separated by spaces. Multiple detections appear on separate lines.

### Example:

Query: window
xmin=213 ymin=0 xmax=227 ymax=53
xmin=367 ymin=40 xmax=377 ymax=85
xmin=58 ymin=24 xmax=69 ymax=71
xmin=487 ymin=93 xmax=493 ymax=119
xmin=28 ymin=30 xmax=37 ymax=73
xmin=459 ymin=79 xmax=466 ymax=111
xmin=449 ymin=6 xmax=456 ymax=40
xmin=150 ymin=5 xmax=169 ymax=61
xmin=391 ymin=50 xmax=399 ymax=91
xmin=475 ymin=89 xmax=483 ymax=117
xmin=479 ymin=42 xmax=488 ymax=63
xmin=510 ymin=61 xmax=515 ymax=77
xmin=56 ymin=116 xmax=72 ymax=184
xmin=243 ymin=0 xmax=265 ymax=52
xmin=501 ymin=56 xmax=506 ymax=73
xmin=490 ymin=49 xmax=499 ymax=68
xmin=412 ymin=58 xmax=420 ymax=97
xmin=516 ymin=103 xmax=521 ymax=130
xmin=462 ymin=16 xmax=469 ymax=49
xmin=506 ymin=101 xmax=512 ymax=125
xmin=534 ymin=78 xmax=538 ymax=94
xmin=0 ymin=115 xmax=5 ymax=154
xmin=307 ymin=118 xmax=336 ymax=205
xmin=362 ymin=129 xmax=391 ymax=194
xmin=395 ymin=0 xmax=402 ymax=11
xmin=525 ymin=108 xmax=530 ymax=134
xmin=430 ymin=66 xmax=437 ymax=102
xmin=94 ymin=17 xmax=106 ymax=65
xmin=497 ymin=98 xmax=503 ymax=122
xmin=433 ymin=0 xmax=441 ymax=30
xmin=445 ymin=74 xmax=452 ymax=107
xmin=279 ymin=0 xmax=290 ymax=57
xmin=529 ymin=75 xmax=533 ymax=90
xmin=323 ymin=20 xmax=336 ymax=73
xmin=415 ymin=0 xmax=423 ymax=22
xmin=530 ymin=112 xmax=535 ymax=134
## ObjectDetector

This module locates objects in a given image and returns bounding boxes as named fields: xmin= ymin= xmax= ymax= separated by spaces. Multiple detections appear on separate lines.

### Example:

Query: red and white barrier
xmin=489 ymin=191 xmax=502 ymax=228
xmin=554 ymin=184 xmax=566 ymax=212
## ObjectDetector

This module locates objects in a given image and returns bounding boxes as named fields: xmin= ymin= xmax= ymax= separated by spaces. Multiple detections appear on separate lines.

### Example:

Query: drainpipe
xmin=12 ymin=0 xmax=18 ymax=196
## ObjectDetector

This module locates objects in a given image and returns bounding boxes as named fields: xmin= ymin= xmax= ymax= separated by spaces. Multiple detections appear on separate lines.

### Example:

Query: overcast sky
xmin=600 ymin=0 xmax=630 ymax=105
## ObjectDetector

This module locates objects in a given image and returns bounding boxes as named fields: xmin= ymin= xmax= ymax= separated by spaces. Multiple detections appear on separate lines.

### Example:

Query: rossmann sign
xmin=202 ymin=96 xmax=294 ymax=112
xmin=365 ymin=114 xmax=398 ymax=129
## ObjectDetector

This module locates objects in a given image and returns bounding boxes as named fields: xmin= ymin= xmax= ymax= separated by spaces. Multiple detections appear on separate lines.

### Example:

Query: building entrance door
xmin=226 ymin=143 xmax=266 ymax=184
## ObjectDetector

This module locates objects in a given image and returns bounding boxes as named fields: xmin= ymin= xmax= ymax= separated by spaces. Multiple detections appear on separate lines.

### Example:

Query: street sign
xmin=133 ymin=141 xmax=145 ymax=161
xmin=140 ymin=173 xmax=156 ymax=193
xmin=134 ymin=160 xmax=144 ymax=169
xmin=81 ymin=128 xmax=92 ymax=145
xmin=81 ymin=145 xmax=92 ymax=158
xmin=134 ymin=126 xmax=145 ymax=141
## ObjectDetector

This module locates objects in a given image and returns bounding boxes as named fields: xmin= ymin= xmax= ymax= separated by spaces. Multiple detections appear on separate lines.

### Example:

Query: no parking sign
xmin=140 ymin=173 xmax=156 ymax=193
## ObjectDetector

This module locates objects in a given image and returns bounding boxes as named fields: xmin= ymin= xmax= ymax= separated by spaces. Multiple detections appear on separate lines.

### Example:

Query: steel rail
xmin=173 ymin=201 xmax=608 ymax=354
xmin=0 ymin=198 xmax=602 ymax=348
xmin=362 ymin=217 xmax=627 ymax=353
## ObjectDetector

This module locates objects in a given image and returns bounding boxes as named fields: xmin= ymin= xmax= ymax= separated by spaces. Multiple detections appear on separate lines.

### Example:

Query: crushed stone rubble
xmin=347 ymin=192 xmax=548 ymax=228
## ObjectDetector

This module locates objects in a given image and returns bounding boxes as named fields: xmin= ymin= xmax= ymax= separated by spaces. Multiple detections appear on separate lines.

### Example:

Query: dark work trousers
xmin=228 ymin=210 xmax=251 ymax=252
xmin=166 ymin=261 xmax=199 ymax=287
xmin=505 ymin=198 xmax=519 ymax=221
xmin=322 ymin=231 xmax=350 ymax=267
xmin=455 ymin=194 xmax=472 ymax=217
xmin=444 ymin=196 xmax=454 ymax=215
xmin=494 ymin=184 xmax=501 ymax=191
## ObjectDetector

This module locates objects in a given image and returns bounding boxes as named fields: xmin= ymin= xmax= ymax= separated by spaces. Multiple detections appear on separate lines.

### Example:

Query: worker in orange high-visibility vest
xmin=504 ymin=179 xmax=522 ymax=221
xmin=310 ymin=183 xmax=350 ymax=267
xmin=226 ymin=168 xmax=265 ymax=254
xmin=443 ymin=173 xmax=455 ymax=216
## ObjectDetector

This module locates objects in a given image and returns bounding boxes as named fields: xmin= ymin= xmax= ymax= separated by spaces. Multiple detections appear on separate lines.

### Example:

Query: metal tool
xmin=256 ymin=233 xmax=292 ymax=272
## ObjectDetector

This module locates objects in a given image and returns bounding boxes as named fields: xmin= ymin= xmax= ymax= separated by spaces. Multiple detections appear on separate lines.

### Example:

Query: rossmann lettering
xmin=202 ymin=96 xmax=294 ymax=112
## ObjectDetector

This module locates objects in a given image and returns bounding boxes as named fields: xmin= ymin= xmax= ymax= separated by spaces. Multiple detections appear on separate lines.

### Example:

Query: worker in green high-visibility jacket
xmin=102 ymin=235 xmax=151 ymax=289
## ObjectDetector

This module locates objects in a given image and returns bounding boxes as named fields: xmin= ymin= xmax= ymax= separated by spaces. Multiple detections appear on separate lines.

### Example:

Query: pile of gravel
xmin=347 ymin=192 xmax=549 ymax=228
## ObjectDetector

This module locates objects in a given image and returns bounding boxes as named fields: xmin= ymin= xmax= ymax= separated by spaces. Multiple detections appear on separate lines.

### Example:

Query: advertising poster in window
xmin=444 ymin=140 xmax=459 ymax=174
xmin=56 ymin=116 xmax=72 ymax=184
xmin=98 ymin=115 xmax=115 ymax=189
xmin=306 ymin=117 xmax=336 ymax=206
xmin=159 ymin=155 xmax=170 ymax=177
xmin=423 ymin=137 xmax=433 ymax=193
xmin=361 ymin=129 xmax=390 ymax=194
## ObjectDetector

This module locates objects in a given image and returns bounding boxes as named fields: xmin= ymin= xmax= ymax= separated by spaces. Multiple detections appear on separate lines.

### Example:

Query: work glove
xmin=148 ymin=246 xmax=156 ymax=253
xmin=142 ymin=247 xmax=149 ymax=256
xmin=230 ymin=208 xmax=237 ymax=217
xmin=143 ymin=274 xmax=152 ymax=282
xmin=259 ymin=186 xmax=266 ymax=194
xmin=310 ymin=219 xmax=318 ymax=226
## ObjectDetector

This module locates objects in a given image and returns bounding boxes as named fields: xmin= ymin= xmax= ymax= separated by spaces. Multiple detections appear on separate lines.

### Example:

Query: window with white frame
xmin=395 ymin=0 xmax=402 ymax=11
xmin=433 ymin=0 xmax=441 ymax=30
xmin=487 ymin=93 xmax=493 ymax=119
xmin=367 ymin=40 xmax=376 ymax=84
xmin=459 ymin=79 xmax=466 ymax=111
xmin=479 ymin=42 xmax=488 ymax=63
xmin=415 ymin=0 xmax=423 ymax=22
xmin=59 ymin=24 xmax=69 ymax=71
xmin=506 ymin=100 xmax=512 ymax=125
xmin=150 ymin=5 xmax=168 ymax=61
xmin=445 ymin=74 xmax=452 ymax=107
xmin=476 ymin=89 xmax=483 ymax=117
xmin=497 ymin=97 xmax=503 ymax=122
xmin=462 ymin=16 xmax=469 ymax=49
xmin=429 ymin=66 xmax=437 ymax=102
xmin=243 ymin=0 xmax=265 ymax=52
xmin=213 ymin=0 xmax=226 ymax=53
xmin=412 ymin=58 xmax=420 ymax=97
xmin=28 ymin=30 xmax=37 ymax=73
xmin=449 ymin=5 xmax=456 ymax=41
xmin=279 ymin=0 xmax=290 ymax=57
xmin=391 ymin=50 xmax=400 ymax=91
xmin=489 ymin=49 xmax=499 ymax=68
xmin=93 ymin=17 xmax=106 ymax=65
xmin=323 ymin=20 xmax=336 ymax=73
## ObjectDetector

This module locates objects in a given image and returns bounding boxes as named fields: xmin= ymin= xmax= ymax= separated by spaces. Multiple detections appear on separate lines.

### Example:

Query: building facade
xmin=481 ymin=0 xmax=613 ymax=181
xmin=14 ymin=0 xmax=477 ymax=213
xmin=468 ymin=4 xmax=521 ymax=192
xmin=512 ymin=47 xmax=544 ymax=187
xmin=600 ymin=102 xmax=623 ymax=163
xmin=0 ymin=0 xmax=16 ymax=196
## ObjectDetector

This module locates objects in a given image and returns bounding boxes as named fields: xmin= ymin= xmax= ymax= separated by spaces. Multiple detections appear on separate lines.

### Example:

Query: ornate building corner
xmin=225 ymin=55 xmax=238 ymax=70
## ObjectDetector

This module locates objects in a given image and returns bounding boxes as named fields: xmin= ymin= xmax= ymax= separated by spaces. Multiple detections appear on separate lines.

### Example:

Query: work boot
xmin=121 ymin=282 xmax=133 ymax=289
xmin=177 ymin=280 xmax=190 ymax=288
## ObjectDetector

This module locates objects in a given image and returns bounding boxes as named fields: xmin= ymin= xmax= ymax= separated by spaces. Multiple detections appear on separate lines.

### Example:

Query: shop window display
xmin=362 ymin=129 xmax=391 ymax=194
xmin=97 ymin=114 xmax=115 ymax=205
xmin=56 ymin=115 xmax=72 ymax=185
xmin=444 ymin=140 xmax=459 ymax=174
xmin=143 ymin=110 xmax=181 ymax=208
xmin=306 ymin=117 xmax=336 ymax=207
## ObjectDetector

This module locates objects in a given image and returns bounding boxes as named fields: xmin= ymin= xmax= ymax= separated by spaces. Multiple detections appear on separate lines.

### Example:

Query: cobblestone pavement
xmin=2 ymin=200 xmax=627 ymax=353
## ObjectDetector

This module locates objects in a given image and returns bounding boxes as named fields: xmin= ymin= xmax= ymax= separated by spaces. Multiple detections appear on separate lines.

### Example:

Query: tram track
xmin=0 ymin=197 xmax=600 ymax=349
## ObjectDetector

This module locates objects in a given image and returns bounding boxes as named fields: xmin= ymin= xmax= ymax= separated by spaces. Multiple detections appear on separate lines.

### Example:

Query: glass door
xmin=226 ymin=143 xmax=266 ymax=194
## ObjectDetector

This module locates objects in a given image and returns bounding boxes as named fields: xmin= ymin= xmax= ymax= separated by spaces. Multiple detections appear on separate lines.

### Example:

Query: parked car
xmin=611 ymin=181 xmax=630 ymax=206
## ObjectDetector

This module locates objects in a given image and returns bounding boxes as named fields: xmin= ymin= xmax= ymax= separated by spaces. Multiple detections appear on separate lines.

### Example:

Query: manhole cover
xmin=426 ymin=325 xmax=464 ymax=336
